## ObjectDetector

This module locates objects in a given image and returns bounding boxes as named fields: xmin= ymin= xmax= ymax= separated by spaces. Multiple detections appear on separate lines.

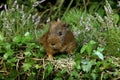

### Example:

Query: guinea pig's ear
xmin=49 ymin=21 xmax=56 ymax=27
xmin=57 ymin=18 xmax=61 ymax=22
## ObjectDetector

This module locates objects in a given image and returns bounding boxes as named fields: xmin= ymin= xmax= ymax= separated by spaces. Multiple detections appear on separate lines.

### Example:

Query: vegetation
xmin=0 ymin=0 xmax=120 ymax=80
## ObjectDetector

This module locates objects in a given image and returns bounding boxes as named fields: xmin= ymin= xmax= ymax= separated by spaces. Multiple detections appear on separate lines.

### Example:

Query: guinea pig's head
xmin=47 ymin=21 xmax=70 ymax=51
xmin=49 ymin=21 xmax=69 ymax=40
xmin=47 ymin=34 xmax=62 ymax=51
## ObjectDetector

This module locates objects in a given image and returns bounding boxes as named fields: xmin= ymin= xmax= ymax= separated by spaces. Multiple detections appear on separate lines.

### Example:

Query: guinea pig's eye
xmin=58 ymin=32 xmax=62 ymax=36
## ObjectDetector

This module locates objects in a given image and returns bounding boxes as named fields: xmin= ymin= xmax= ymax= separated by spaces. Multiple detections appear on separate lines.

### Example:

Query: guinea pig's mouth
xmin=52 ymin=47 xmax=59 ymax=51
xmin=53 ymin=48 xmax=58 ymax=51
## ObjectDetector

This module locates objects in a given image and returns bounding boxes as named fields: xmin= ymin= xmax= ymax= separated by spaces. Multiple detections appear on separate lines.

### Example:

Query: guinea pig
xmin=40 ymin=20 xmax=76 ymax=60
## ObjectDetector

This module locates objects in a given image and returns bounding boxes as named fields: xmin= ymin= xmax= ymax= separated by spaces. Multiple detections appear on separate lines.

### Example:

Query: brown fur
xmin=40 ymin=21 xmax=76 ymax=59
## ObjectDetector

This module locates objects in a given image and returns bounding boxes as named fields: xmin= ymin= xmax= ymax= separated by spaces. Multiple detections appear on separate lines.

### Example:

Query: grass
xmin=62 ymin=0 xmax=120 ymax=56
xmin=0 ymin=0 xmax=120 ymax=80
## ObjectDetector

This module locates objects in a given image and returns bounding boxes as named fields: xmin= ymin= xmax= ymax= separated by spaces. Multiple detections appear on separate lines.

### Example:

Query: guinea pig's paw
xmin=68 ymin=50 xmax=74 ymax=55
xmin=47 ymin=54 xmax=54 ymax=61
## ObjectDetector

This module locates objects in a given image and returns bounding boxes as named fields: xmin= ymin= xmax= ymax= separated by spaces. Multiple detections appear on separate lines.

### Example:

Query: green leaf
xmin=3 ymin=53 xmax=9 ymax=60
xmin=26 ymin=43 xmax=38 ymax=51
xmin=91 ymin=73 xmax=97 ymax=80
xmin=68 ymin=76 xmax=74 ymax=80
xmin=7 ymin=58 xmax=17 ymax=67
xmin=89 ymin=40 xmax=96 ymax=45
xmin=7 ymin=57 xmax=17 ymax=63
xmin=93 ymin=47 xmax=104 ymax=60
xmin=3 ymin=50 xmax=14 ymax=60
xmin=70 ymin=70 xmax=79 ymax=78
xmin=82 ymin=60 xmax=96 ymax=73
xmin=23 ymin=62 xmax=32 ymax=71
xmin=97 ymin=47 xmax=104 ymax=52
xmin=75 ymin=64 xmax=81 ymax=70
xmin=0 ymin=34 xmax=4 ymax=41
xmin=86 ymin=40 xmax=96 ymax=55
xmin=24 ymin=32 xmax=30 ymax=36
xmin=35 ymin=64 xmax=42 ymax=69
xmin=24 ymin=51 xmax=31 ymax=57
xmin=113 ymin=14 xmax=119 ymax=24
xmin=94 ymin=51 xmax=104 ymax=60
xmin=45 ymin=62 xmax=53 ymax=77
xmin=22 ymin=32 xmax=33 ymax=43
xmin=13 ymin=35 xmax=22 ymax=43
xmin=4 ymin=43 xmax=11 ymax=50
xmin=81 ymin=40 xmax=96 ymax=55
xmin=80 ymin=45 xmax=87 ymax=53
xmin=75 ymin=60 xmax=81 ymax=70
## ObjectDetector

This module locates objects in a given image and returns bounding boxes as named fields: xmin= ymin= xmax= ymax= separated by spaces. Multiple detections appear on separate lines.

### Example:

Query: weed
xmin=0 ymin=0 xmax=120 ymax=80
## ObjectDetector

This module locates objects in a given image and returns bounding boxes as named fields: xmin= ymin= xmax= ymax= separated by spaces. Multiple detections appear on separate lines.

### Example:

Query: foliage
xmin=0 ymin=0 xmax=120 ymax=80
xmin=63 ymin=0 xmax=120 ymax=56
xmin=0 ymin=1 xmax=41 ymax=41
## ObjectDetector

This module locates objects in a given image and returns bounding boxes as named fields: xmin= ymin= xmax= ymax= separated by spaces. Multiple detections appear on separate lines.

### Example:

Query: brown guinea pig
xmin=40 ymin=20 xmax=76 ymax=60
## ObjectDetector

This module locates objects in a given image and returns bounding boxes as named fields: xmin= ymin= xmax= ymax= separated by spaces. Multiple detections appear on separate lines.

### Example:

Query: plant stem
xmin=62 ymin=0 xmax=73 ymax=19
